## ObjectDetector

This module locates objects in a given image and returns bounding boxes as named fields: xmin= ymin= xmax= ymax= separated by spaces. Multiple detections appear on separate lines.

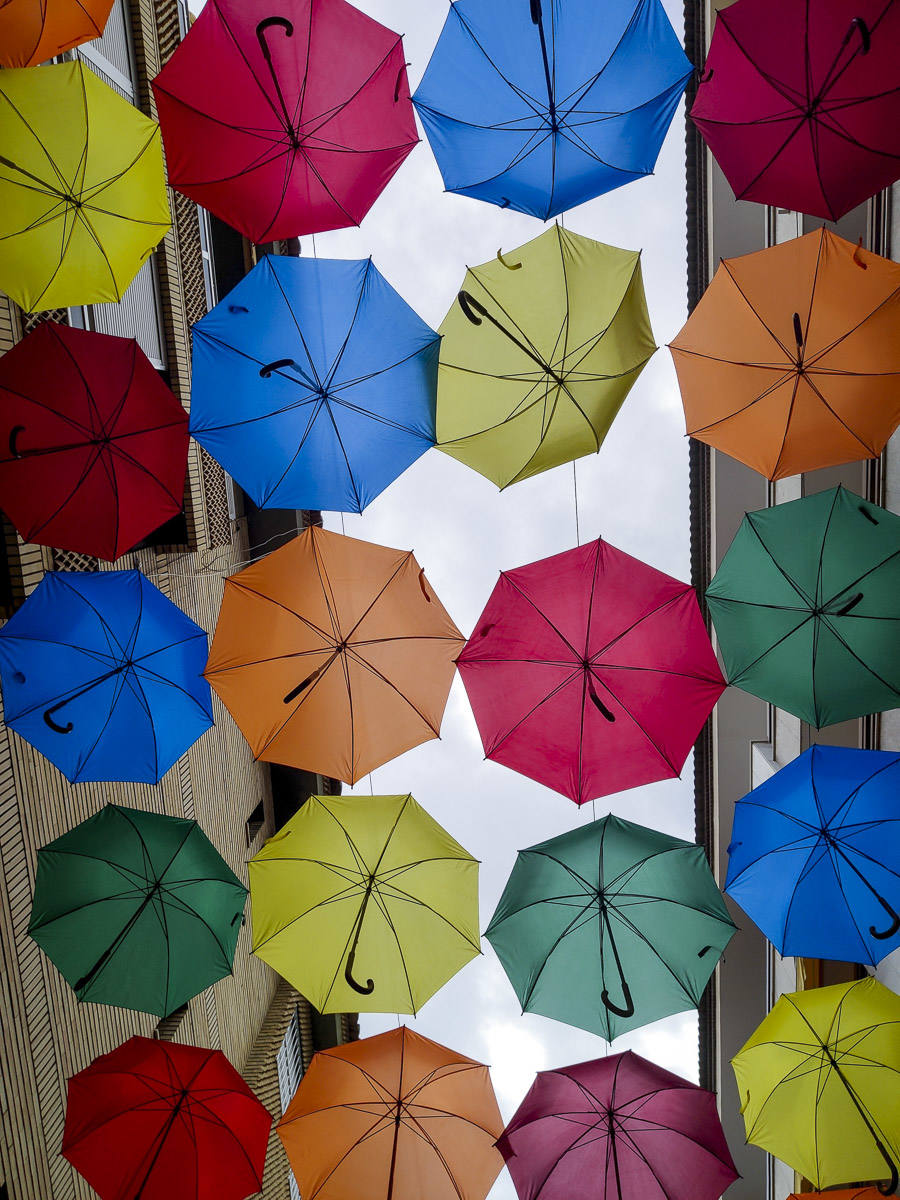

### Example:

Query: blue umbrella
xmin=0 ymin=570 xmax=213 ymax=783
xmin=412 ymin=0 xmax=692 ymax=220
xmin=189 ymin=255 xmax=440 ymax=513
xmin=726 ymin=744 xmax=900 ymax=967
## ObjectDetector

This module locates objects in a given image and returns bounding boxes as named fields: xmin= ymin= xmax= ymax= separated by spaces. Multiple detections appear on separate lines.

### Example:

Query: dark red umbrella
xmin=0 ymin=324 xmax=188 ymax=561
xmin=690 ymin=0 xmax=900 ymax=221
xmin=497 ymin=1050 xmax=738 ymax=1200
xmin=457 ymin=539 xmax=725 ymax=807
xmin=62 ymin=1036 xmax=272 ymax=1200
xmin=152 ymin=0 xmax=418 ymax=243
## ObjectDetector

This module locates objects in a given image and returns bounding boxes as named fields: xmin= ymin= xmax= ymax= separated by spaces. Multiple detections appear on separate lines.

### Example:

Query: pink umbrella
xmin=497 ymin=1050 xmax=738 ymax=1200
xmin=457 ymin=539 xmax=725 ymax=807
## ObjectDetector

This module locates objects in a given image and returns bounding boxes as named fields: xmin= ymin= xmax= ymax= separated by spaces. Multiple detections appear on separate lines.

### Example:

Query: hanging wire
xmin=368 ymin=770 xmax=374 ymax=796
xmin=340 ymin=512 xmax=346 ymax=536
xmin=573 ymin=460 xmax=581 ymax=546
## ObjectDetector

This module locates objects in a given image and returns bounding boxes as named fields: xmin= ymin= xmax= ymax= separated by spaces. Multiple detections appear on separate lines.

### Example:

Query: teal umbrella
xmin=707 ymin=485 xmax=900 ymax=727
xmin=485 ymin=814 xmax=735 ymax=1041
xmin=29 ymin=804 xmax=247 ymax=1016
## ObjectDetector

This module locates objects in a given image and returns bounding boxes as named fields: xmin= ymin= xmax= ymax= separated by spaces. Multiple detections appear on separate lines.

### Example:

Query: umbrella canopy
xmin=706 ymin=485 xmax=900 ymax=727
xmin=413 ymin=0 xmax=691 ymax=220
xmin=457 ymin=538 xmax=725 ymax=806
xmin=0 ymin=61 xmax=169 ymax=312
xmin=497 ymin=1050 xmax=738 ymax=1200
xmin=0 ymin=323 xmax=188 ymax=560
xmin=726 ymin=744 xmax=900 ymax=967
xmin=62 ymin=1036 xmax=272 ymax=1200
xmin=205 ymin=525 xmax=463 ymax=783
xmin=190 ymin=254 xmax=438 ymax=512
xmin=152 ymin=0 xmax=417 ymax=243
xmin=29 ymin=804 xmax=246 ymax=1016
xmin=669 ymin=228 xmax=900 ymax=480
xmin=486 ymin=814 xmax=735 ymax=1040
xmin=250 ymin=793 xmax=479 ymax=1013
xmin=0 ymin=570 xmax=212 ymax=783
xmin=691 ymin=0 xmax=900 ymax=221
xmin=436 ymin=225 xmax=656 ymax=488
xmin=789 ymin=1192 xmax=897 ymax=1199
xmin=732 ymin=976 xmax=900 ymax=1191
xmin=0 ymin=0 xmax=113 ymax=67
xmin=277 ymin=1026 xmax=505 ymax=1200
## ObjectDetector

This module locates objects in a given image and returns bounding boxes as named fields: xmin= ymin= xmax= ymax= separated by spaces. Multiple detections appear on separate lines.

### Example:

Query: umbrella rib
xmin=587 ymin=671 xmax=678 ymax=775
xmin=747 ymin=510 xmax=817 ymax=607
xmin=343 ymin=646 xmax=441 ymax=736
xmin=519 ymin=894 xmax=598 ymax=1010
xmin=443 ymin=5 xmax=545 ymax=118
xmin=483 ymin=665 xmax=583 ymax=759
xmin=719 ymin=259 xmax=796 ymax=362
xmin=501 ymin=572 xmax=582 ymax=658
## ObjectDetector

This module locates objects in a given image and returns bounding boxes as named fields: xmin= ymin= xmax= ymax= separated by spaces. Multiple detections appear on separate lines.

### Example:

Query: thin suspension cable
xmin=573 ymin=460 xmax=581 ymax=546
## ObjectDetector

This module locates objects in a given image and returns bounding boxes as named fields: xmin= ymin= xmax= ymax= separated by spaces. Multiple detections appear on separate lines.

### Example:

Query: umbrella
xmin=62 ymin=1036 xmax=272 ymax=1200
xmin=726 ymin=744 xmax=900 ymax=967
xmin=436 ymin=225 xmax=656 ymax=488
xmin=277 ymin=1026 xmax=505 ymax=1200
xmin=485 ymin=813 xmax=735 ymax=1040
xmin=669 ymin=228 xmax=900 ymax=480
xmin=706 ymin=485 xmax=900 ymax=727
xmin=691 ymin=0 xmax=900 ymax=222
xmin=0 ymin=569 xmax=213 ymax=783
xmin=413 ymin=0 xmax=692 ymax=220
xmin=457 ymin=538 xmax=725 ymax=806
xmin=205 ymin=524 xmax=463 ymax=783
xmin=789 ymin=1192 xmax=897 ymax=1199
xmin=497 ymin=1049 xmax=738 ymax=1200
xmin=29 ymin=804 xmax=246 ymax=1016
xmin=0 ymin=0 xmax=113 ymax=67
xmin=0 ymin=323 xmax=188 ymax=560
xmin=0 ymin=61 xmax=169 ymax=312
xmin=250 ymin=792 xmax=480 ymax=1013
xmin=732 ymin=976 xmax=900 ymax=1192
xmin=190 ymin=254 xmax=439 ymax=512
xmin=152 ymin=0 xmax=417 ymax=243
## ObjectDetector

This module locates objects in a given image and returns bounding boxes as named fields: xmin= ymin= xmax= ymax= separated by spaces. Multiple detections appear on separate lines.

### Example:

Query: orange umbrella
xmin=669 ymin=227 xmax=900 ymax=480
xmin=205 ymin=525 xmax=463 ymax=783
xmin=0 ymin=0 xmax=114 ymax=67
xmin=277 ymin=1026 xmax=504 ymax=1200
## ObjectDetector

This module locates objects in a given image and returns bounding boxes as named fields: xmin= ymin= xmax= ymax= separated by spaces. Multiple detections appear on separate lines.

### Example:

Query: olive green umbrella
xmin=707 ymin=485 xmax=900 ymax=727
xmin=435 ymin=224 xmax=656 ymax=488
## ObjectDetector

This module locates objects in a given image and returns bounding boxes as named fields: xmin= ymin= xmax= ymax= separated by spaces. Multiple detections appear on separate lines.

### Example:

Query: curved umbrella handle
xmin=9 ymin=425 xmax=25 ymax=458
xmin=601 ymin=983 xmax=634 ymax=1019
xmin=345 ymin=946 xmax=374 ymax=995
xmin=260 ymin=358 xmax=299 ymax=378
xmin=43 ymin=702 xmax=73 ymax=734
xmin=497 ymin=249 xmax=522 ymax=271
xmin=457 ymin=290 xmax=486 ymax=326
xmin=849 ymin=15 xmax=871 ymax=54
xmin=870 ymin=893 xmax=900 ymax=941
xmin=588 ymin=677 xmax=616 ymax=723
xmin=529 ymin=0 xmax=542 ymax=23
xmin=394 ymin=63 xmax=411 ymax=103
xmin=878 ymin=1160 xmax=899 ymax=1196
xmin=256 ymin=15 xmax=293 ymax=56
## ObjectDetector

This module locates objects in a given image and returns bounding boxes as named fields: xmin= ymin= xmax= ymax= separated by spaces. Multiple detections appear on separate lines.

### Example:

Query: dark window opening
xmin=245 ymin=799 xmax=265 ymax=847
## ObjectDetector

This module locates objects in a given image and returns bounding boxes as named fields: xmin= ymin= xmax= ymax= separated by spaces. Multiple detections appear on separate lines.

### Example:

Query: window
xmin=245 ymin=799 xmax=266 ymax=847
xmin=276 ymin=1006 xmax=304 ymax=1200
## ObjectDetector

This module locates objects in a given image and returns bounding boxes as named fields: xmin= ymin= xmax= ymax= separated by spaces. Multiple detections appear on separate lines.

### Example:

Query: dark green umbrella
xmin=29 ymin=804 xmax=247 ymax=1017
xmin=707 ymin=486 xmax=900 ymax=727
xmin=485 ymin=814 xmax=735 ymax=1041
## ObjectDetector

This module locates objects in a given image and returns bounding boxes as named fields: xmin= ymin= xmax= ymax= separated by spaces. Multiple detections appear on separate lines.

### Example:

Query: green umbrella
xmin=485 ymin=814 xmax=735 ymax=1041
xmin=707 ymin=485 xmax=900 ymax=727
xmin=29 ymin=804 xmax=247 ymax=1017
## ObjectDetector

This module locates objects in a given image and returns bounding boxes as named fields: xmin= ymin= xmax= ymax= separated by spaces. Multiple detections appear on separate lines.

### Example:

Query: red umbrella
xmin=457 ymin=539 xmax=725 ymax=807
xmin=152 ymin=0 xmax=418 ymax=243
xmin=62 ymin=1036 xmax=272 ymax=1200
xmin=691 ymin=0 xmax=900 ymax=221
xmin=0 ymin=324 xmax=188 ymax=561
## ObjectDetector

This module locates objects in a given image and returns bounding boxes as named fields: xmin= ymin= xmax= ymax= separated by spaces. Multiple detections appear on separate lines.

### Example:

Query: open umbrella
xmin=0 ymin=0 xmax=113 ymax=67
xmin=789 ymin=1192 xmax=897 ymax=1200
xmin=250 ymin=792 xmax=480 ymax=1013
xmin=669 ymin=228 xmax=900 ymax=480
xmin=0 ymin=323 xmax=188 ymax=560
xmin=497 ymin=1050 xmax=738 ymax=1200
xmin=486 ymin=814 xmax=735 ymax=1040
xmin=190 ymin=254 xmax=439 ymax=512
xmin=0 ymin=570 xmax=212 ymax=783
xmin=0 ymin=61 xmax=169 ymax=312
xmin=277 ymin=1026 xmax=505 ymax=1200
xmin=706 ymin=485 xmax=900 ymax=727
xmin=62 ymin=1036 xmax=272 ymax=1200
xmin=205 ymin=525 xmax=463 ymax=783
xmin=733 ymin=976 xmax=900 ymax=1192
xmin=457 ymin=538 xmax=725 ymax=806
xmin=413 ymin=0 xmax=692 ymax=219
xmin=726 ymin=744 xmax=900 ymax=966
xmin=436 ymin=225 xmax=655 ymax=488
xmin=691 ymin=0 xmax=900 ymax=221
xmin=152 ymin=0 xmax=417 ymax=243
xmin=29 ymin=804 xmax=246 ymax=1016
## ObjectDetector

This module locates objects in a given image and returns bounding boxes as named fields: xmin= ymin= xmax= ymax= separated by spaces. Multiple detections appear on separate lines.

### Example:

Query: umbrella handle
xmin=256 ymin=16 xmax=293 ymax=58
xmin=394 ymin=63 xmax=410 ymax=103
xmin=458 ymin=290 xmax=486 ymax=326
xmin=848 ymin=16 xmax=871 ymax=54
xmin=529 ymin=0 xmax=542 ymax=24
xmin=9 ymin=425 xmax=24 ymax=458
xmin=260 ymin=358 xmax=299 ymax=378
xmin=870 ymin=893 xmax=900 ymax=941
xmin=497 ymin=250 xmax=522 ymax=271
xmin=345 ymin=947 xmax=375 ymax=995
xmin=43 ymin=702 xmax=73 ymax=734
xmin=601 ymin=983 xmax=634 ymax=1019
xmin=878 ymin=1161 xmax=899 ymax=1196
xmin=587 ymin=678 xmax=616 ymax=723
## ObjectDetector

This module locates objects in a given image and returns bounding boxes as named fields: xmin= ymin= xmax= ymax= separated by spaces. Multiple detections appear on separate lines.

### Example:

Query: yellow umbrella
xmin=0 ymin=61 xmax=170 ymax=312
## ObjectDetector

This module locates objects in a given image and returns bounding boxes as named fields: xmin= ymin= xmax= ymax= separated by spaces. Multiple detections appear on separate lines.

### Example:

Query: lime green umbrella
xmin=435 ymin=225 xmax=656 ymax=488
xmin=249 ymin=794 xmax=480 ymax=1014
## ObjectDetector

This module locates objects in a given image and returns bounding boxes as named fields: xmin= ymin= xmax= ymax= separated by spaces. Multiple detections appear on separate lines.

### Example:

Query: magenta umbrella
xmin=497 ymin=1050 xmax=738 ymax=1200
xmin=691 ymin=0 xmax=900 ymax=221
xmin=456 ymin=539 xmax=725 ymax=807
